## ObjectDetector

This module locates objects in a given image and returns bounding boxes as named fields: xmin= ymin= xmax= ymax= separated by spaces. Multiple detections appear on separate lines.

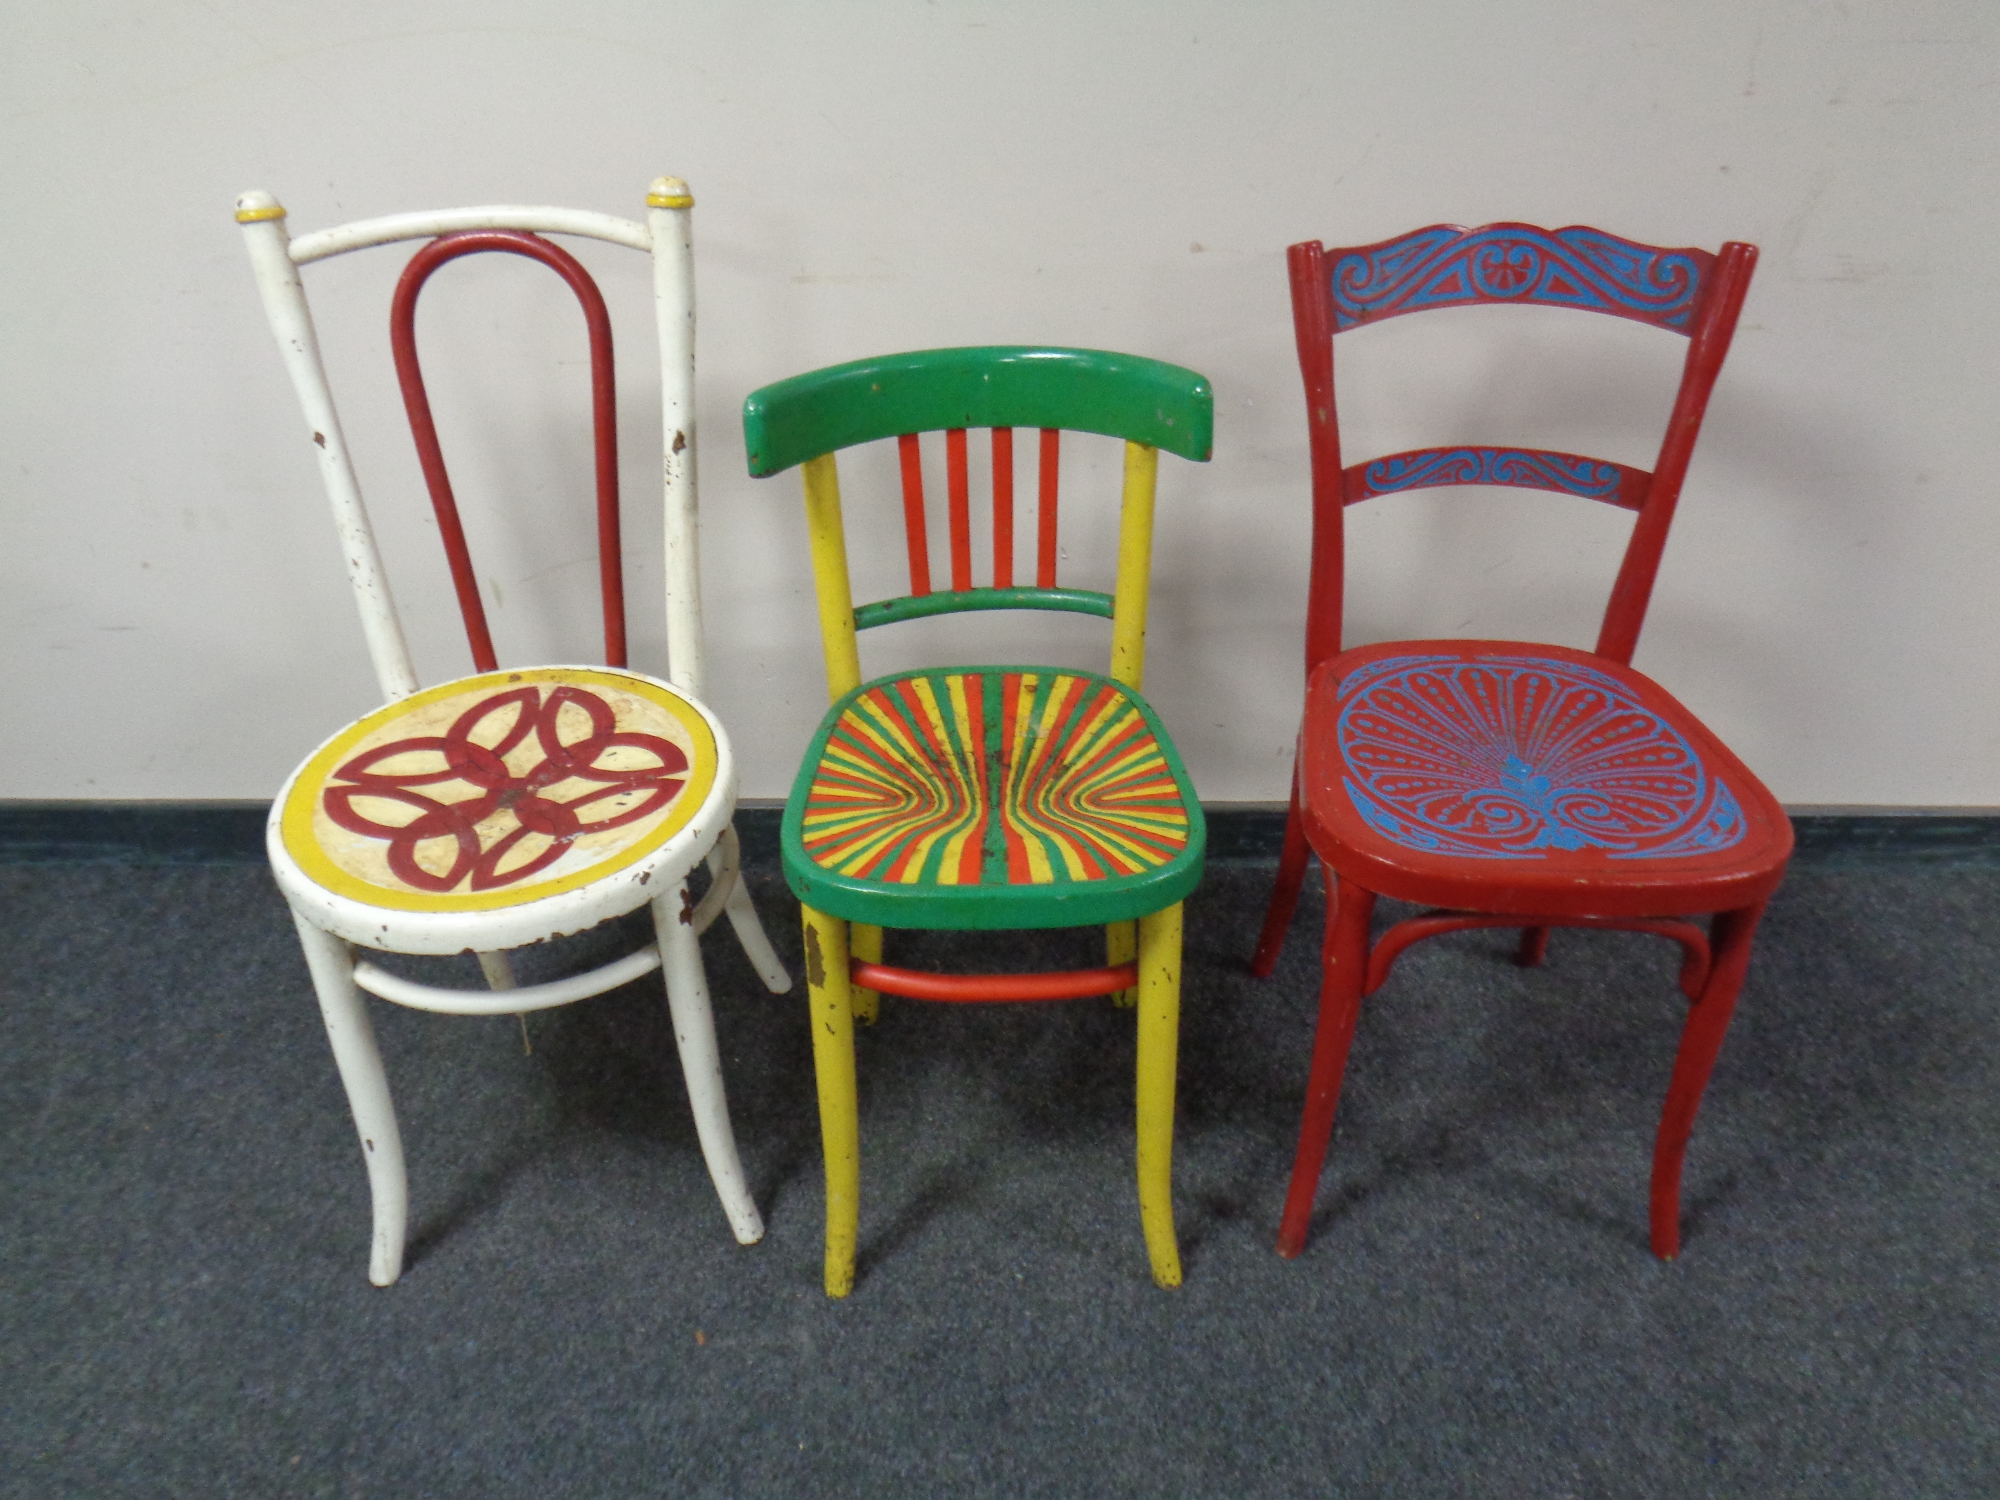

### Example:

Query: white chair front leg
xmin=710 ymin=824 xmax=791 ymax=993
xmin=651 ymin=881 xmax=765 ymax=1245
xmin=290 ymin=910 xmax=408 ymax=1287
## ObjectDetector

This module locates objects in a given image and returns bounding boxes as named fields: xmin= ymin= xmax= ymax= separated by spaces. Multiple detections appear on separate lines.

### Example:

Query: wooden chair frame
xmin=743 ymin=347 xmax=1213 ymax=1294
xmin=238 ymin=179 xmax=789 ymax=1285
xmin=1252 ymin=226 xmax=1793 ymax=1261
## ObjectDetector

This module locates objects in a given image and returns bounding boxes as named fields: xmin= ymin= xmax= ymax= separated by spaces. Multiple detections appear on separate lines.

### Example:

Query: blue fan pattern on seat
xmin=1335 ymin=654 xmax=1746 ymax=860
xmin=1332 ymin=226 xmax=1708 ymax=332
xmin=1359 ymin=448 xmax=1624 ymax=502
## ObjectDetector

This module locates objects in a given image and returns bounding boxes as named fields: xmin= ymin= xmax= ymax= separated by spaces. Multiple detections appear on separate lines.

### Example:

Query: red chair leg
xmin=1250 ymin=768 xmax=1313 ymax=978
xmin=1649 ymin=899 xmax=1767 ymax=1259
xmin=1516 ymin=925 xmax=1550 ymax=967
xmin=1275 ymin=871 xmax=1376 ymax=1258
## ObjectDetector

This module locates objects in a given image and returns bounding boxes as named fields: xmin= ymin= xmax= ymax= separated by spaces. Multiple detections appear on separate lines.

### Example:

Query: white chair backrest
xmin=235 ymin=179 xmax=708 ymax=701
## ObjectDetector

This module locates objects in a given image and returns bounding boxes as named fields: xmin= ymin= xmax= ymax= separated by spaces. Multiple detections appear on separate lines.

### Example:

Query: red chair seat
xmin=1300 ymin=640 xmax=1790 ymax=918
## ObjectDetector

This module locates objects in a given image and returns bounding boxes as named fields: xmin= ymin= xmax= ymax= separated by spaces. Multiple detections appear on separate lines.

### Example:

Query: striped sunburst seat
xmin=783 ymin=666 xmax=1205 ymax=928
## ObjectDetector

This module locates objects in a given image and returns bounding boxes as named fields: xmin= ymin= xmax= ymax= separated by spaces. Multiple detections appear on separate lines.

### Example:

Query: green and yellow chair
xmin=743 ymin=346 xmax=1213 ymax=1295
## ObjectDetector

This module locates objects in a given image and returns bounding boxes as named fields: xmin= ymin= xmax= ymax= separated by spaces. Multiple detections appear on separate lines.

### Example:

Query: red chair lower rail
xmin=1364 ymin=912 xmax=1712 ymax=999
xmin=851 ymin=960 xmax=1137 ymax=1003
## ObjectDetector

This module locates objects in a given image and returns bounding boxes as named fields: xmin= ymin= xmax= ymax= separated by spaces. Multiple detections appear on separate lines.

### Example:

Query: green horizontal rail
xmin=853 ymin=586 xmax=1115 ymax=631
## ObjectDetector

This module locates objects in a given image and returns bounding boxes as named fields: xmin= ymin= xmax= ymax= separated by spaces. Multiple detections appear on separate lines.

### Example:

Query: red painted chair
xmin=1252 ymin=225 xmax=1792 ymax=1260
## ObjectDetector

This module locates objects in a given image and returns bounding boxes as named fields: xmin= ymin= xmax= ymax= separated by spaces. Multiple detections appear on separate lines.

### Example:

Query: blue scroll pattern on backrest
xmin=1359 ymin=448 xmax=1625 ymax=502
xmin=1331 ymin=226 xmax=1709 ymax=333
xmin=1335 ymin=654 xmax=1746 ymax=860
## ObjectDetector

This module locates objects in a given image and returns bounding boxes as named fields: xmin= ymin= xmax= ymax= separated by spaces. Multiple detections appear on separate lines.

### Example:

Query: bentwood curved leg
xmin=652 ymin=884 xmax=764 ymax=1246
xmin=1134 ymin=903 xmax=1185 ymax=1288
xmin=1650 ymin=899 xmax=1766 ymax=1259
xmin=1276 ymin=872 xmax=1377 ymax=1259
xmin=714 ymin=825 xmax=793 ymax=995
xmin=802 ymin=905 xmax=861 ymax=1297
xmin=1251 ymin=767 xmax=1313 ymax=978
xmin=291 ymin=911 xmax=408 ymax=1287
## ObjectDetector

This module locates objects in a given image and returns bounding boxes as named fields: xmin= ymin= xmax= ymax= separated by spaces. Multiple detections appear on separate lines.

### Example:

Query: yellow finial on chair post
xmin=234 ymin=190 xmax=287 ymax=224
xmin=648 ymin=176 xmax=695 ymax=210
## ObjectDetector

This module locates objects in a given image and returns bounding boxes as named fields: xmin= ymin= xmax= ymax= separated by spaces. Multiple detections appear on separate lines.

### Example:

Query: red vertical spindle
xmin=946 ymin=427 xmax=972 ymax=590
xmin=897 ymin=433 xmax=932 ymax=596
xmin=991 ymin=427 xmax=1014 ymax=588
xmin=1036 ymin=428 xmax=1060 ymax=587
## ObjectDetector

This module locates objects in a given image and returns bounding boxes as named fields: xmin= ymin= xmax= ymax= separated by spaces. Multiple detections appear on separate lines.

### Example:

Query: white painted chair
xmin=237 ymin=178 xmax=790 ymax=1286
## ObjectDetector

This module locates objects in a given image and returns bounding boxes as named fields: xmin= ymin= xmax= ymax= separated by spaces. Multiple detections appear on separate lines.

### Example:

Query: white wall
xmin=3 ymin=0 xmax=1994 ymax=806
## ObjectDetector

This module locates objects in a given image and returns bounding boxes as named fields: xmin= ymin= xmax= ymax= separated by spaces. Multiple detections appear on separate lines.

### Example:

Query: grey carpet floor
xmin=1 ymin=857 xmax=1994 ymax=1497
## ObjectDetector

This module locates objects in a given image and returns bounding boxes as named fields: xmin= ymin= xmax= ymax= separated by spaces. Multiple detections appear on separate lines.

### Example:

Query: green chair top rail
xmin=743 ymin=346 xmax=1214 ymax=477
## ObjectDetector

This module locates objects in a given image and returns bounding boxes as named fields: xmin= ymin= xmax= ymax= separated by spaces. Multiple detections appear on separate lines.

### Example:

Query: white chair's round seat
xmin=269 ymin=665 xmax=736 ymax=954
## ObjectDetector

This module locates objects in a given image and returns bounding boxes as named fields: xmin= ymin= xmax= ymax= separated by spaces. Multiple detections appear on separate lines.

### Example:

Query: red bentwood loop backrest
xmin=1290 ymin=224 xmax=1758 ymax=679
xmin=389 ymin=230 xmax=627 ymax=673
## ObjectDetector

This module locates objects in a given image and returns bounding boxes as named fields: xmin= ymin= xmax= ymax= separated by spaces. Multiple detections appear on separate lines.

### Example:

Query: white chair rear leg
xmin=712 ymin=824 xmax=791 ymax=992
xmin=290 ymin=910 xmax=408 ymax=1286
xmin=476 ymin=951 xmax=518 ymax=989
xmin=475 ymin=951 xmax=533 ymax=1053
xmin=651 ymin=882 xmax=765 ymax=1244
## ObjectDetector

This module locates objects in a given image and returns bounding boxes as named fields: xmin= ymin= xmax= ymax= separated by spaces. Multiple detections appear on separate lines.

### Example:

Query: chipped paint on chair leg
xmin=652 ymin=883 xmax=764 ymax=1245
xmin=1107 ymin=920 xmax=1137 ymax=1007
xmin=291 ymin=910 xmax=407 ymax=1287
xmin=802 ymin=905 xmax=861 ymax=1296
xmin=1134 ymin=903 xmax=1184 ymax=1288
xmin=849 ymin=923 xmax=882 ymax=1024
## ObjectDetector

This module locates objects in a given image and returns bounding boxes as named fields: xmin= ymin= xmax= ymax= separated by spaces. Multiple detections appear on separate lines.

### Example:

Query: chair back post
xmin=1289 ymin=239 xmax=1347 ymax=678
xmin=648 ymin=177 xmax=704 ymax=695
xmin=802 ymin=454 xmax=864 ymax=699
xmin=1108 ymin=441 xmax=1160 ymax=689
xmin=236 ymin=190 xmax=419 ymax=701
xmin=1594 ymin=240 xmax=1759 ymax=664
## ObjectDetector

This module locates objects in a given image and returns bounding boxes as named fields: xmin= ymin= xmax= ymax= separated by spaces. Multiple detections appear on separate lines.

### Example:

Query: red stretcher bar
xmin=850 ymin=960 xmax=1137 ymax=1003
